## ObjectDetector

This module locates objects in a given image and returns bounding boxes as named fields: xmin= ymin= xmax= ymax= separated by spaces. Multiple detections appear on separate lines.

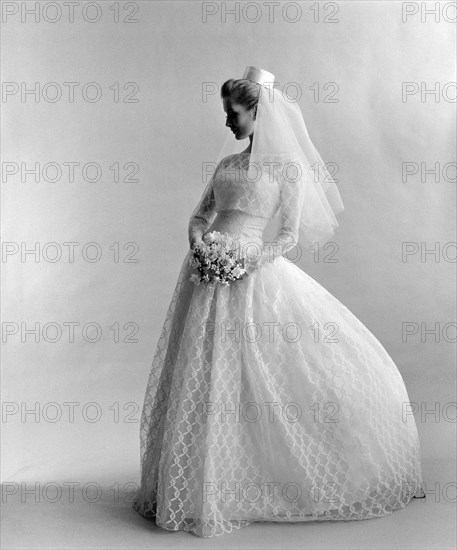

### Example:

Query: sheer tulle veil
xmin=214 ymin=66 xmax=344 ymax=253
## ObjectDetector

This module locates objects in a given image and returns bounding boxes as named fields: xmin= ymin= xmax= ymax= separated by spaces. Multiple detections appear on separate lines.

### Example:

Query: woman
xmin=132 ymin=66 xmax=423 ymax=538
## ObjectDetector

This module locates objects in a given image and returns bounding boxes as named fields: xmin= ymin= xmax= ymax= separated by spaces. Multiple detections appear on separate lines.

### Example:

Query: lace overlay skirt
xmin=132 ymin=250 xmax=423 ymax=537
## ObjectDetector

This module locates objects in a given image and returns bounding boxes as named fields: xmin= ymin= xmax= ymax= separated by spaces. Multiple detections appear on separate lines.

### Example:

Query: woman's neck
xmin=242 ymin=134 xmax=253 ymax=154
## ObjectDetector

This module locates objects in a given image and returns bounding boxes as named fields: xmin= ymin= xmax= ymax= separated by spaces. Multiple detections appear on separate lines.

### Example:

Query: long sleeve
xmin=251 ymin=168 xmax=305 ymax=271
xmin=188 ymin=165 xmax=219 ymax=249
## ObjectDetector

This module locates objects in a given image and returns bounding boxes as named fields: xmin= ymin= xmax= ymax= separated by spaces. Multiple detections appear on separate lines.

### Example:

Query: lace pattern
xmin=134 ymin=154 xmax=423 ymax=537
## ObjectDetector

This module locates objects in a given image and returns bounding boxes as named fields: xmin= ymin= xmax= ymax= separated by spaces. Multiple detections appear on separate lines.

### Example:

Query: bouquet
xmin=189 ymin=231 xmax=248 ymax=288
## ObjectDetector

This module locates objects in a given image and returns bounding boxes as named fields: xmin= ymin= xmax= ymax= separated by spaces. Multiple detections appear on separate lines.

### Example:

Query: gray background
xmin=2 ymin=1 xmax=456 ymax=548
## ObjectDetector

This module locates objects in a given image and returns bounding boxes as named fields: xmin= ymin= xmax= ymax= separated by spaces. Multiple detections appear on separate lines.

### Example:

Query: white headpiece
xmin=242 ymin=65 xmax=276 ymax=88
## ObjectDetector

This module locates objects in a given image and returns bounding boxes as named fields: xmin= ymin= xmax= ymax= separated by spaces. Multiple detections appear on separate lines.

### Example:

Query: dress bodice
xmin=188 ymin=152 xmax=306 ymax=261
xmin=204 ymin=153 xmax=280 ymax=249
xmin=212 ymin=153 xmax=281 ymax=221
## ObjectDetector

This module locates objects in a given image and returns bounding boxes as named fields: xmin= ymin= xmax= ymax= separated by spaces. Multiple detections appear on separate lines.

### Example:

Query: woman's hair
xmin=220 ymin=79 xmax=260 ymax=111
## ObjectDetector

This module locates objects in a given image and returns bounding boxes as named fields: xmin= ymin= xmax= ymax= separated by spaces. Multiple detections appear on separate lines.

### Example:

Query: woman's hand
xmin=190 ymin=237 xmax=204 ymax=251
xmin=243 ymin=257 xmax=261 ymax=277
xmin=243 ymin=247 xmax=276 ymax=276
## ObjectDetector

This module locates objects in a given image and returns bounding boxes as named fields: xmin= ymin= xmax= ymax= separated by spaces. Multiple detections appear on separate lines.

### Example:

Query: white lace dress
xmin=132 ymin=152 xmax=423 ymax=537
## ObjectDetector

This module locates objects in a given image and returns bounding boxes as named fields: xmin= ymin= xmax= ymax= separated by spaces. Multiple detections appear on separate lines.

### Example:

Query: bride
xmin=132 ymin=66 xmax=423 ymax=538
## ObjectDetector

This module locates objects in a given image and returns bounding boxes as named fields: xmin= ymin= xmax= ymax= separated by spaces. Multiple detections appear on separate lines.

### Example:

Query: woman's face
xmin=223 ymin=96 xmax=256 ymax=140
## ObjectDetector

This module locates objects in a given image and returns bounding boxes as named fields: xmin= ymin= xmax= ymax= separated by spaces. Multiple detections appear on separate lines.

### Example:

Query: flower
xmin=189 ymin=231 xmax=247 ymax=288
xmin=232 ymin=266 xmax=245 ymax=278
xmin=204 ymin=231 xmax=222 ymax=243
xmin=189 ymin=256 xmax=201 ymax=268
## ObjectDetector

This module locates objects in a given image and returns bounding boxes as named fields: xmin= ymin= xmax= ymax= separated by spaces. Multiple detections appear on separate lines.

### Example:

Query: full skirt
xmin=133 ymin=251 xmax=423 ymax=537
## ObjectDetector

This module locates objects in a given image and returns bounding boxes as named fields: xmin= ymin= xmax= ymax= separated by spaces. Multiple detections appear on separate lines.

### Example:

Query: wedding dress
xmin=132 ymin=151 xmax=423 ymax=537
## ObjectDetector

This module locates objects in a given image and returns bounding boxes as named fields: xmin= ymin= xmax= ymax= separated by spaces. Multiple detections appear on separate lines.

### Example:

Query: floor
xmin=2 ymin=456 xmax=455 ymax=549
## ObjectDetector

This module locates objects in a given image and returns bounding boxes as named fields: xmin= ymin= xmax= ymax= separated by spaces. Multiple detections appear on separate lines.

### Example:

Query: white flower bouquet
xmin=189 ymin=231 xmax=247 ymax=288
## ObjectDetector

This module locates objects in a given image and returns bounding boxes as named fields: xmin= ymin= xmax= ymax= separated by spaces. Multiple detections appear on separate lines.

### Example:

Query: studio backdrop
xmin=2 ymin=1 xmax=455 ymax=489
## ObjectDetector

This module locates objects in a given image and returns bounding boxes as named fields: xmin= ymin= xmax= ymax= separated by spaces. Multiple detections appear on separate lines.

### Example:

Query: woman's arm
xmin=248 ymin=168 xmax=305 ymax=272
xmin=188 ymin=165 xmax=219 ymax=249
